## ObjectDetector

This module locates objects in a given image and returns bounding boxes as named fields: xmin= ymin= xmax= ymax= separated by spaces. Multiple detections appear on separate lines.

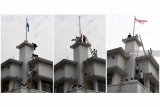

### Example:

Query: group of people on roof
xmin=71 ymin=34 xmax=88 ymax=43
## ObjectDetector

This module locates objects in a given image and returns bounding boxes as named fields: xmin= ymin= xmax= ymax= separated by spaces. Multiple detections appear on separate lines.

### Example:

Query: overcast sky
xmin=107 ymin=15 xmax=160 ymax=64
xmin=54 ymin=15 xmax=106 ymax=64
xmin=1 ymin=15 xmax=53 ymax=62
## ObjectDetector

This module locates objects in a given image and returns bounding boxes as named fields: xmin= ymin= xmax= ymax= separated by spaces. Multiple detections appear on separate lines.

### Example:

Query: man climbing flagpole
xmin=133 ymin=16 xmax=147 ymax=36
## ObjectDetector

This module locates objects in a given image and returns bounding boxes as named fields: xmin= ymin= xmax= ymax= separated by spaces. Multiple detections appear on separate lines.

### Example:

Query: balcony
xmin=54 ymin=59 xmax=77 ymax=82
xmin=1 ymin=59 xmax=22 ymax=80
xmin=107 ymin=80 xmax=150 ymax=93
xmin=83 ymin=57 xmax=106 ymax=79
xmin=136 ymin=55 xmax=159 ymax=84
xmin=107 ymin=47 xmax=129 ymax=74
xmin=28 ymin=57 xmax=53 ymax=80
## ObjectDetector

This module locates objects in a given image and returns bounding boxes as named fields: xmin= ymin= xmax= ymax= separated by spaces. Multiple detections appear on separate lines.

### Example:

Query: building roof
xmin=16 ymin=40 xmax=33 ymax=49
xmin=122 ymin=36 xmax=142 ymax=46
xmin=1 ymin=58 xmax=23 ymax=68
xmin=83 ymin=56 xmax=106 ymax=64
xmin=28 ymin=57 xmax=53 ymax=65
xmin=70 ymin=41 xmax=91 ymax=49
xmin=54 ymin=59 xmax=77 ymax=70
xmin=107 ymin=47 xmax=130 ymax=58
xmin=136 ymin=55 xmax=159 ymax=70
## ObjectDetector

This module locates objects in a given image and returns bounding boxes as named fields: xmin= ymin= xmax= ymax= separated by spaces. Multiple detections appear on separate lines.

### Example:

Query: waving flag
xmin=26 ymin=19 xmax=29 ymax=32
xmin=135 ymin=17 xmax=147 ymax=24
xmin=133 ymin=16 xmax=147 ymax=36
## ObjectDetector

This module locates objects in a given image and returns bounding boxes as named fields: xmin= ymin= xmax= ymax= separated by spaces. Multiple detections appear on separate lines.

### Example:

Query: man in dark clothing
xmin=32 ymin=43 xmax=38 ymax=50
xmin=83 ymin=35 xmax=86 ymax=43
xmin=128 ymin=33 xmax=131 ymax=38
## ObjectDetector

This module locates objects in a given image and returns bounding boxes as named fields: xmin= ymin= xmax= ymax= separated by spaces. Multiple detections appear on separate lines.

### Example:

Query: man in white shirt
xmin=139 ymin=71 xmax=144 ymax=85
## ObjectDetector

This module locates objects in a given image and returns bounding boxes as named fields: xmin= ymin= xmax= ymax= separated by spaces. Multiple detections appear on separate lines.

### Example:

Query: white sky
xmin=54 ymin=15 xmax=106 ymax=64
xmin=107 ymin=15 xmax=160 ymax=65
xmin=1 ymin=15 xmax=53 ymax=62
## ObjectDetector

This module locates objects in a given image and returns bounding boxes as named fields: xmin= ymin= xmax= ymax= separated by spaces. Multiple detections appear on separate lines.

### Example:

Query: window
xmin=1 ymin=81 xmax=9 ymax=92
xmin=150 ymin=81 xmax=156 ymax=93
xmin=41 ymin=80 xmax=53 ymax=93
xmin=107 ymin=73 xmax=113 ymax=85
xmin=32 ymin=81 xmax=38 ymax=90
xmin=97 ymin=80 xmax=106 ymax=92
xmin=55 ymin=83 xmax=64 ymax=93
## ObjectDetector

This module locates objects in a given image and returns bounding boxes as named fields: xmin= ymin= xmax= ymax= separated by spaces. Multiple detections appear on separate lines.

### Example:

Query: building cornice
xmin=16 ymin=40 xmax=33 ymax=49
xmin=122 ymin=36 xmax=142 ymax=46
xmin=1 ymin=58 xmax=23 ymax=68
xmin=28 ymin=57 xmax=53 ymax=65
xmin=54 ymin=59 xmax=77 ymax=70
xmin=83 ymin=56 xmax=106 ymax=64
xmin=136 ymin=55 xmax=159 ymax=70
xmin=70 ymin=41 xmax=91 ymax=49
xmin=107 ymin=47 xmax=130 ymax=58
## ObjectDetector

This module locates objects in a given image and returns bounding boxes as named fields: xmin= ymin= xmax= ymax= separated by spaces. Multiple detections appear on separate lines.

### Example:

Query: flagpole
xmin=79 ymin=16 xmax=81 ymax=37
xmin=26 ymin=18 xmax=27 ymax=41
xmin=133 ymin=16 xmax=136 ymax=36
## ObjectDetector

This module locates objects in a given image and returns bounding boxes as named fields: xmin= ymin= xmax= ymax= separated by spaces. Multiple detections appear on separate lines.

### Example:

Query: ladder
xmin=82 ymin=63 xmax=88 ymax=90
xmin=27 ymin=70 xmax=34 ymax=90
xmin=27 ymin=77 xmax=32 ymax=90
xmin=117 ymin=73 xmax=127 ymax=93
xmin=85 ymin=37 xmax=94 ymax=57
xmin=139 ymin=35 xmax=147 ymax=87
xmin=89 ymin=47 xmax=94 ymax=56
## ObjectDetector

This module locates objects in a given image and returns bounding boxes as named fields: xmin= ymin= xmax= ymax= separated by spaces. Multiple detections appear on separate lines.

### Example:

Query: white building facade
xmin=1 ymin=40 xmax=53 ymax=93
xmin=107 ymin=35 xmax=159 ymax=93
xmin=54 ymin=41 xmax=106 ymax=93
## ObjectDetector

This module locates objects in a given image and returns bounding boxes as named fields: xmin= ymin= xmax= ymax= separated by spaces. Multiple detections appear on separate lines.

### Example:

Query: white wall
xmin=148 ymin=62 xmax=159 ymax=80
xmin=1 ymin=63 xmax=21 ymax=79
xmin=87 ymin=61 xmax=105 ymax=78
xmin=117 ymin=54 xmax=126 ymax=70
xmin=125 ymin=40 xmax=139 ymax=53
xmin=54 ymin=64 xmax=76 ymax=82
xmin=107 ymin=54 xmax=118 ymax=68
xmin=19 ymin=44 xmax=33 ymax=84
xmin=64 ymin=64 xmax=76 ymax=79
xmin=94 ymin=62 xmax=106 ymax=77
xmin=38 ymin=62 xmax=53 ymax=79
xmin=125 ymin=39 xmax=140 ymax=81
xmin=112 ymin=73 xmax=121 ymax=85
xmin=1 ymin=65 xmax=11 ymax=79
xmin=54 ymin=67 xmax=65 ymax=81
xmin=73 ymin=44 xmax=88 ymax=86
xmin=87 ymin=62 xmax=94 ymax=77
xmin=107 ymin=53 xmax=126 ymax=71
xmin=137 ymin=60 xmax=159 ymax=81
xmin=10 ymin=63 xmax=21 ymax=78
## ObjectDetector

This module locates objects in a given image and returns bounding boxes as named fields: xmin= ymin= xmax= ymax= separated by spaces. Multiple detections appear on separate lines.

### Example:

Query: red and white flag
xmin=135 ymin=17 xmax=147 ymax=24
